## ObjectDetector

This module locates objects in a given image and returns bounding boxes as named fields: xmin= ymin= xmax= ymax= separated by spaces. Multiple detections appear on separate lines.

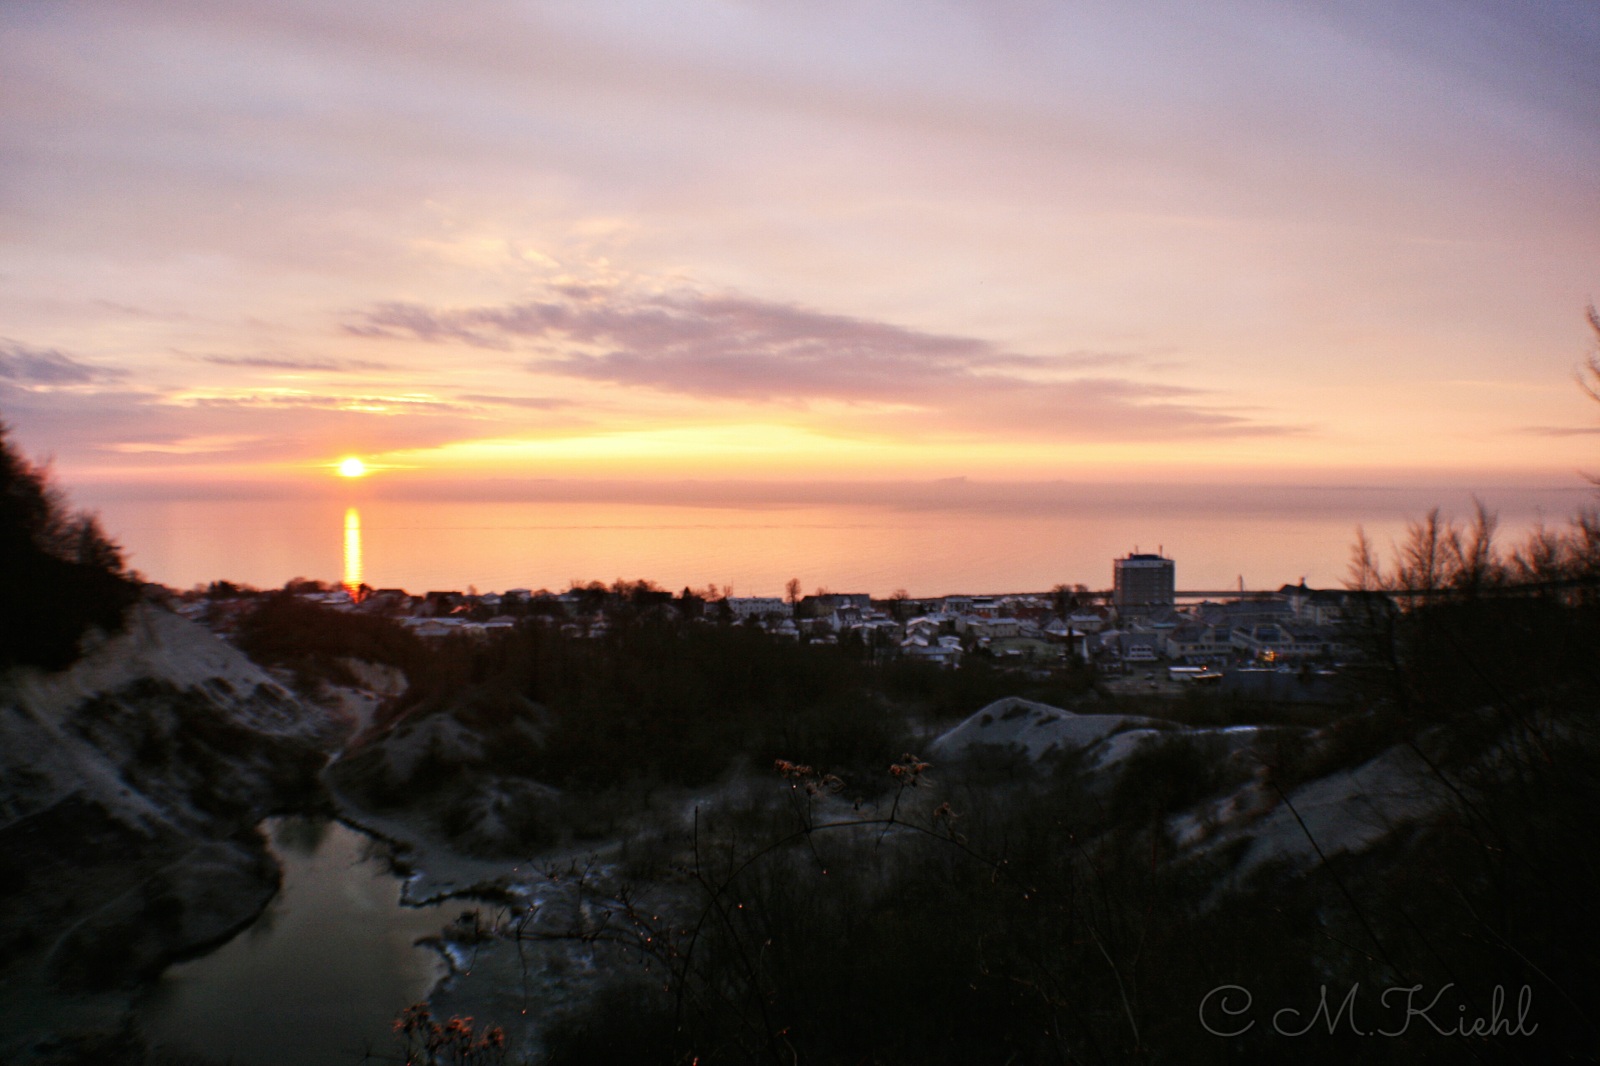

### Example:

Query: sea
xmin=77 ymin=480 xmax=1595 ymax=599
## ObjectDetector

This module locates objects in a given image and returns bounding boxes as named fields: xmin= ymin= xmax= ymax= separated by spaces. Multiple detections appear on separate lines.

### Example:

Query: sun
xmin=337 ymin=456 xmax=368 ymax=478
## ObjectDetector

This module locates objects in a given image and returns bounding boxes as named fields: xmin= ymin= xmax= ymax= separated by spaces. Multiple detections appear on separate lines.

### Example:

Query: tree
xmin=1583 ymin=303 xmax=1600 ymax=405
xmin=1582 ymin=303 xmax=1600 ymax=486
xmin=0 ymin=424 xmax=122 ymax=571
xmin=0 ymin=420 xmax=136 ymax=669
xmin=785 ymin=577 xmax=801 ymax=606
xmin=1051 ymin=582 xmax=1090 ymax=618
xmin=887 ymin=588 xmax=911 ymax=621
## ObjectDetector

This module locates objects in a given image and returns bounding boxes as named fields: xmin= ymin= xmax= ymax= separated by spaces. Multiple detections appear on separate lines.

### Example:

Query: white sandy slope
xmin=8 ymin=604 xmax=308 ymax=732
xmin=1181 ymin=743 xmax=1439 ymax=886
xmin=928 ymin=697 xmax=1441 ymax=881
xmin=0 ymin=603 xmax=330 ymax=832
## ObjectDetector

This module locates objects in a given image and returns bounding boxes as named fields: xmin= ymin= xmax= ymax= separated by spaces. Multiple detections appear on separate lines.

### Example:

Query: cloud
xmin=457 ymin=393 xmax=574 ymax=410
xmin=0 ymin=340 xmax=127 ymax=386
xmin=199 ymin=354 xmax=395 ymax=372
xmin=185 ymin=392 xmax=470 ymax=415
xmin=90 ymin=300 xmax=193 ymax=322
xmin=349 ymin=294 xmax=1004 ymax=394
xmin=325 ymin=475 xmax=1594 ymax=520
xmin=0 ymin=381 xmax=486 ymax=467
xmin=0 ymin=337 xmax=585 ymax=470
xmin=345 ymin=303 xmax=514 ymax=350
xmin=347 ymin=288 xmax=1291 ymax=441
xmin=1519 ymin=425 xmax=1600 ymax=437
xmin=107 ymin=434 xmax=266 ymax=456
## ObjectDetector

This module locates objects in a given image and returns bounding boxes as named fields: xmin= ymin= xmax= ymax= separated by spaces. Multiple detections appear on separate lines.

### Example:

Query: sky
xmin=3 ymin=0 xmax=1598 ymax=498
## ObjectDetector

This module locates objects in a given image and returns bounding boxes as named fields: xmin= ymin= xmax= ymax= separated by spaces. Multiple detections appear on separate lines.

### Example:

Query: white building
xmin=725 ymin=596 xmax=791 ymax=620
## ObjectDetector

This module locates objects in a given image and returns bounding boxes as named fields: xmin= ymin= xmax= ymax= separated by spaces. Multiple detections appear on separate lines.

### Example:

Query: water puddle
xmin=141 ymin=817 xmax=447 ymax=1066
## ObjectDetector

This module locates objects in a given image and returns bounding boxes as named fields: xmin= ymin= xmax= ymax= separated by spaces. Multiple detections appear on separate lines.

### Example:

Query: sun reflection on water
xmin=343 ymin=507 xmax=363 ymax=599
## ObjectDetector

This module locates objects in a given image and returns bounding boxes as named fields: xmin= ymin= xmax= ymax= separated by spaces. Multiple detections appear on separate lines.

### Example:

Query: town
xmin=170 ymin=549 xmax=1373 ymax=699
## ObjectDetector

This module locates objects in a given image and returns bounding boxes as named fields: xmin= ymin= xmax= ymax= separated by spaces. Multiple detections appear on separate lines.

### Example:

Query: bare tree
xmin=1582 ymin=303 xmax=1600 ymax=405
xmin=1347 ymin=527 xmax=1380 ymax=591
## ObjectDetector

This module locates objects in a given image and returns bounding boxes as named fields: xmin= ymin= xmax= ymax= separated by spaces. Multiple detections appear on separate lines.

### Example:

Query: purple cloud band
xmin=0 ymin=340 xmax=127 ymax=386
xmin=198 ymin=354 xmax=395 ymax=373
xmin=347 ymin=288 xmax=1291 ymax=441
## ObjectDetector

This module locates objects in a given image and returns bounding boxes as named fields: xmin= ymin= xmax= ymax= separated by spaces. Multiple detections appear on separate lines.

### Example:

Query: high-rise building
xmin=1114 ymin=551 xmax=1175 ymax=614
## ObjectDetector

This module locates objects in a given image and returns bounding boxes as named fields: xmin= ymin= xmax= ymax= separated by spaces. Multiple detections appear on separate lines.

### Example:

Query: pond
xmin=141 ymin=817 xmax=448 ymax=1066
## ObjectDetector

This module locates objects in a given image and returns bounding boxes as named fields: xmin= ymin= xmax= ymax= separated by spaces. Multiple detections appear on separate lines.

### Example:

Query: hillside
xmin=0 ymin=604 xmax=339 ymax=1057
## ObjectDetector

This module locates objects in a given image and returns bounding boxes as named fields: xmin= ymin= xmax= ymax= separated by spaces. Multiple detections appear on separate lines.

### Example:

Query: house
xmin=1066 ymin=606 xmax=1110 ymax=633
xmin=852 ymin=618 xmax=905 ymax=646
xmin=726 ymin=596 xmax=790 ymax=620
xmin=1005 ymin=597 xmax=1054 ymax=624
xmin=828 ymin=607 xmax=864 ymax=632
xmin=967 ymin=597 xmax=1001 ymax=618
xmin=1041 ymin=618 xmax=1090 ymax=660
xmin=1118 ymin=632 xmax=1163 ymax=663
xmin=900 ymin=635 xmax=962 ymax=668
xmin=362 ymin=588 xmax=414 ymax=615
xmin=1279 ymin=582 xmax=1365 ymax=625
xmin=420 ymin=591 xmax=466 ymax=616
xmin=965 ymin=616 xmax=1022 ymax=641
xmin=796 ymin=593 xmax=872 ymax=618
xmin=1165 ymin=624 xmax=1235 ymax=665
xmin=402 ymin=616 xmax=466 ymax=640
xmin=904 ymin=616 xmax=949 ymax=642
xmin=1194 ymin=597 xmax=1293 ymax=629
xmin=1231 ymin=623 xmax=1342 ymax=662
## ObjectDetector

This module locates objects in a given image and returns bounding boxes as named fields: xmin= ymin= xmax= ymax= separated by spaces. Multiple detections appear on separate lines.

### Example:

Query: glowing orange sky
xmin=1 ymin=1 xmax=1597 ymax=493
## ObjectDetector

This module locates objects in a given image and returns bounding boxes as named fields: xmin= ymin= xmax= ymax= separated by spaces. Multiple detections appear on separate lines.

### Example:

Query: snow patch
xmin=1227 ymin=745 xmax=1436 ymax=879
xmin=7 ymin=605 xmax=312 ymax=739
xmin=928 ymin=697 xmax=1175 ymax=762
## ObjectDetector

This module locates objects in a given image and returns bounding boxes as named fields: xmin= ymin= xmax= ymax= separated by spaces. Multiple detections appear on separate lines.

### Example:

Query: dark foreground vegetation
xmin=0 ymin=422 xmax=137 ymax=670
xmin=519 ymin=509 xmax=1600 ymax=1066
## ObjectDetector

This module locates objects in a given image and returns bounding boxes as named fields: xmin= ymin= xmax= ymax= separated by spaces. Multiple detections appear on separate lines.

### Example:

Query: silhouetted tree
xmin=0 ymin=420 xmax=136 ymax=669
xmin=1582 ymin=303 xmax=1600 ymax=405
xmin=1051 ymin=582 xmax=1091 ymax=617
